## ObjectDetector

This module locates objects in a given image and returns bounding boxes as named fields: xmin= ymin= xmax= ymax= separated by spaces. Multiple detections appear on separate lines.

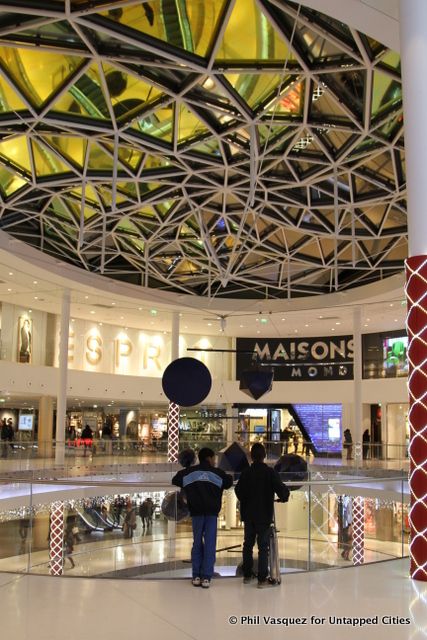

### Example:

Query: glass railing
xmin=0 ymin=473 xmax=409 ymax=579
xmin=0 ymin=438 xmax=409 ymax=475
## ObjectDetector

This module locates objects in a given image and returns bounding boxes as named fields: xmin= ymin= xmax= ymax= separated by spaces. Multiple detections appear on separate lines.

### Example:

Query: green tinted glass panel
xmin=371 ymin=69 xmax=401 ymax=117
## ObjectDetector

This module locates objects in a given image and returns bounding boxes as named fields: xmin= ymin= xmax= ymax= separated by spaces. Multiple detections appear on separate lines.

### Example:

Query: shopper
xmin=64 ymin=518 xmax=80 ymax=569
xmin=362 ymin=429 xmax=370 ymax=460
xmin=343 ymin=429 xmax=353 ymax=460
xmin=172 ymin=447 xmax=233 ymax=589
xmin=81 ymin=423 xmax=93 ymax=457
xmin=139 ymin=498 xmax=151 ymax=529
xmin=340 ymin=495 xmax=353 ymax=560
xmin=123 ymin=502 xmax=137 ymax=539
xmin=235 ymin=443 xmax=289 ymax=588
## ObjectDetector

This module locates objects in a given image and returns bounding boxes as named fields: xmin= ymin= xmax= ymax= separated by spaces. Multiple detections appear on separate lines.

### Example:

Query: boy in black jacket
xmin=235 ymin=443 xmax=289 ymax=588
xmin=172 ymin=447 xmax=233 ymax=588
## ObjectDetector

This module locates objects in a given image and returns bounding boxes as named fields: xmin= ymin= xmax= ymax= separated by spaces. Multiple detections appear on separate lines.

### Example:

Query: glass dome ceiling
xmin=0 ymin=0 xmax=405 ymax=299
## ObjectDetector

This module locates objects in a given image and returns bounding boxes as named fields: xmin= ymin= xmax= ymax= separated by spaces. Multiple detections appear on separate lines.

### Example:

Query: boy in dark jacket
xmin=172 ymin=447 xmax=233 ymax=588
xmin=235 ymin=443 xmax=290 ymax=588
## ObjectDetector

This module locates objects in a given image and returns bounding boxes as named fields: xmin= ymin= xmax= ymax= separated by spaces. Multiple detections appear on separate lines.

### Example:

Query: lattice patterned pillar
xmin=167 ymin=401 xmax=180 ymax=463
xmin=406 ymin=256 xmax=427 ymax=581
xmin=352 ymin=496 xmax=365 ymax=566
xmin=49 ymin=501 xmax=64 ymax=576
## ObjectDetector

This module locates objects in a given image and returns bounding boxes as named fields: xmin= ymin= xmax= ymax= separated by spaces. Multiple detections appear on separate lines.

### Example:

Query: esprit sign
xmin=236 ymin=336 xmax=354 ymax=381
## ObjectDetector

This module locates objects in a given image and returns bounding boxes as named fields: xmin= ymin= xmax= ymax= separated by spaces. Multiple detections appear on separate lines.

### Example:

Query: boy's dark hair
xmin=198 ymin=447 xmax=215 ymax=463
xmin=250 ymin=443 xmax=266 ymax=462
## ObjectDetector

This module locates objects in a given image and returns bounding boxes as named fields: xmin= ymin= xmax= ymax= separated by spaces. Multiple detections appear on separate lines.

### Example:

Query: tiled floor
xmin=0 ymin=558 xmax=424 ymax=640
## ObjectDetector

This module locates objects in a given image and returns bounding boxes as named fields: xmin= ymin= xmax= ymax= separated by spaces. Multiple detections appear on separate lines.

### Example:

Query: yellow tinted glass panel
xmin=100 ymin=0 xmax=225 ymax=56
xmin=134 ymin=106 xmax=174 ymax=142
xmin=264 ymin=80 xmax=303 ymax=115
xmin=42 ymin=135 xmax=87 ymax=168
xmin=217 ymin=0 xmax=291 ymax=61
xmin=0 ymin=166 xmax=27 ymax=196
xmin=52 ymin=64 xmax=110 ymax=119
xmin=87 ymin=142 xmax=114 ymax=170
xmin=102 ymin=63 xmax=162 ymax=119
xmin=225 ymin=73 xmax=282 ymax=108
xmin=0 ymin=77 xmax=27 ymax=112
xmin=0 ymin=135 xmax=31 ymax=173
xmin=31 ymin=140 xmax=72 ymax=176
xmin=178 ymin=104 xmax=208 ymax=142
xmin=0 ymin=47 xmax=82 ymax=107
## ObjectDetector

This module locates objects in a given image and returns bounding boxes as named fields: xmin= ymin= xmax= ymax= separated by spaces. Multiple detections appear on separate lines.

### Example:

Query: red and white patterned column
xmin=49 ymin=501 xmax=64 ymax=576
xmin=406 ymin=256 xmax=427 ymax=581
xmin=167 ymin=401 xmax=180 ymax=463
xmin=352 ymin=496 xmax=365 ymax=566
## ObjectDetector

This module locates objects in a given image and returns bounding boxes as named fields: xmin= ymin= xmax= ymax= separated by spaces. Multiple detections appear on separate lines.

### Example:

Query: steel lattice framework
xmin=0 ymin=1 xmax=405 ymax=299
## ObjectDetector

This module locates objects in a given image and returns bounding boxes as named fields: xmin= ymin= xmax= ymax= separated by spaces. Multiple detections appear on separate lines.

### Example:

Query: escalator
xmin=75 ymin=506 xmax=110 ymax=533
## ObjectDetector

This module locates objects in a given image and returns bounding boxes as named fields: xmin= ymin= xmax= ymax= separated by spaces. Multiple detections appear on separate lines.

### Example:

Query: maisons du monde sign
xmin=236 ymin=336 xmax=354 ymax=381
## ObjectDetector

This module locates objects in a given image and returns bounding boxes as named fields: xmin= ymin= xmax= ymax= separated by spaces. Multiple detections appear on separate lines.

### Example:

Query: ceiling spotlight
xmin=8 ymin=272 xmax=13 ymax=276
xmin=150 ymin=309 xmax=157 ymax=316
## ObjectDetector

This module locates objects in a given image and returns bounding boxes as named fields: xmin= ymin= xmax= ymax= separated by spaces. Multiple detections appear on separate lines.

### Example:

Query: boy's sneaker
xmin=243 ymin=576 xmax=252 ymax=584
xmin=201 ymin=579 xmax=211 ymax=589
xmin=192 ymin=577 xmax=201 ymax=587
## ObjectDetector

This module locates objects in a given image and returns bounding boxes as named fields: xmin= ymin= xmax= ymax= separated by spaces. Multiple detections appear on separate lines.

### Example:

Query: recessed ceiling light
xmin=207 ymin=323 xmax=212 ymax=326
xmin=138 ymin=307 xmax=142 ymax=311
xmin=305 ymin=324 xmax=309 ymax=327
xmin=28 ymin=309 xmax=32 ymax=313
xmin=120 ymin=316 xmax=124 ymax=320
xmin=34 ymin=296 xmax=38 ymax=300
xmin=294 ymin=329 xmax=298 ymax=333
xmin=281 ymin=318 xmax=285 ymax=321
xmin=90 ymin=310 xmax=95 ymax=315
xmin=99 ymin=322 xmax=103 ymax=326
xmin=184 ymin=325 xmax=188 ymax=329
xmin=33 ymin=280 xmax=38 ymax=285
xmin=260 ymin=318 xmax=268 ymax=324
xmin=364 ymin=324 xmax=368 ymax=327
xmin=71 ymin=318 xmax=75 ymax=322
xmin=255 ymin=318 xmax=259 ymax=322
xmin=394 ymin=319 xmax=398 ymax=322
xmin=331 ymin=328 xmax=335 ymax=331
xmin=112 ymin=302 xmax=116 ymax=306
xmin=150 ymin=309 xmax=157 ymax=316
xmin=335 ymin=322 xmax=341 ymax=325
xmin=8 ymin=272 xmax=13 ymax=276
xmin=256 ymin=330 xmax=260 ymax=334
xmin=240 ymin=324 xmax=244 ymax=328
xmin=85 ymin=296 xmax=89 ymax=300
xmin=179 ymin=313 xmax=183 ymax=317
xmin=0 ymin=399 xmax=5 ymax=403
xmin=7 ymin=288 xmax=11 ymax=292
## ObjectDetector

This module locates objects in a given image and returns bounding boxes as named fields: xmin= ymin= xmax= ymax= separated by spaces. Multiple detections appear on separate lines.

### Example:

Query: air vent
xmin=94 ymin=303 xmax=113 ymax=309
xmin=317 ymin=316 xmax=340 ymax=320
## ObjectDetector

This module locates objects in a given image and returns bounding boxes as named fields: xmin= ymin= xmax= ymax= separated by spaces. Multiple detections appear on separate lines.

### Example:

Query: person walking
xmin=172 ymin=447 xmax=233 ymax=589
xmin=343 ymin=429 xmax=353 ymax=460
xmin=235 ymin=443 xmax=290 ymax=588
xmin=362 ymin=429 xmax=370 ymax=460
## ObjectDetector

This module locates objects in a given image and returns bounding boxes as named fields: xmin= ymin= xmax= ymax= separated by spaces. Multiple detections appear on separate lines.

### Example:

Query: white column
xmin=353 ymin=307 xmax=362 ymax=462
xmin=399 ymin=0 xmax=427 ymax=256
xmin=171 ymin=311 xmax=180 ymax=360
xmin=225 ymin=490 xmax=237 ymax=530
xmin=55 ymin=289 xmax=70 ymax=465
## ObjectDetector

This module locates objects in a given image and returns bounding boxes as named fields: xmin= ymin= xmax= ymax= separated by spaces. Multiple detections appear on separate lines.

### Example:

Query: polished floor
xmin=0 ymin=558 xmax=424 ymax=640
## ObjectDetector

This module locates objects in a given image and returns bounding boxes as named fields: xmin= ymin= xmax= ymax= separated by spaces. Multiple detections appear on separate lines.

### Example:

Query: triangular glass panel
xmin=87 ymin=141 xmax=114 ymax=170
xmin=225 ymin=72 xmax=284 ymax=109
xmin=31 ymin=140 xmax=74 ymax=176
xmin=262 ymin=80 xmax=304 ymax=116
xmin=101 ymin=62 xmax=162 ymax=123
xmin=371 ymin=69 xmax=402 ymax=118
xmin=0 ymin=135 xmax=31 ymax=173
xmin=0 ymin=46 xmax=83 ymax=108
xmin=14 ymin=20 xmax=87 ymax=50
xmin=178 ymin=104 xmax=208 ymax=143
xmin=0 ymin=166 xmax=28 ymax=197
xmin=41 ymin=135 xmax=87 ymax=169
xmin=310 ymin=78 xmax=362 ymax=125
xmin=132 ymin=105 xmax=174 ymax=142
xmin=0 ymin=76 xmax=28 ymax=112
xmin=216 ymin=0 xmax=294 ymax=62
xmin=319 ymin=71 xmax=365 ymax=122
xmin=51 ymin=63 xmax=110 ymax=119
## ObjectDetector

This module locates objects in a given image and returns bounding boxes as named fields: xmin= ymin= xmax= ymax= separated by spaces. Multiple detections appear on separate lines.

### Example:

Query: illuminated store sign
xmin=236 ymin=336 xmax=354 ymax=381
